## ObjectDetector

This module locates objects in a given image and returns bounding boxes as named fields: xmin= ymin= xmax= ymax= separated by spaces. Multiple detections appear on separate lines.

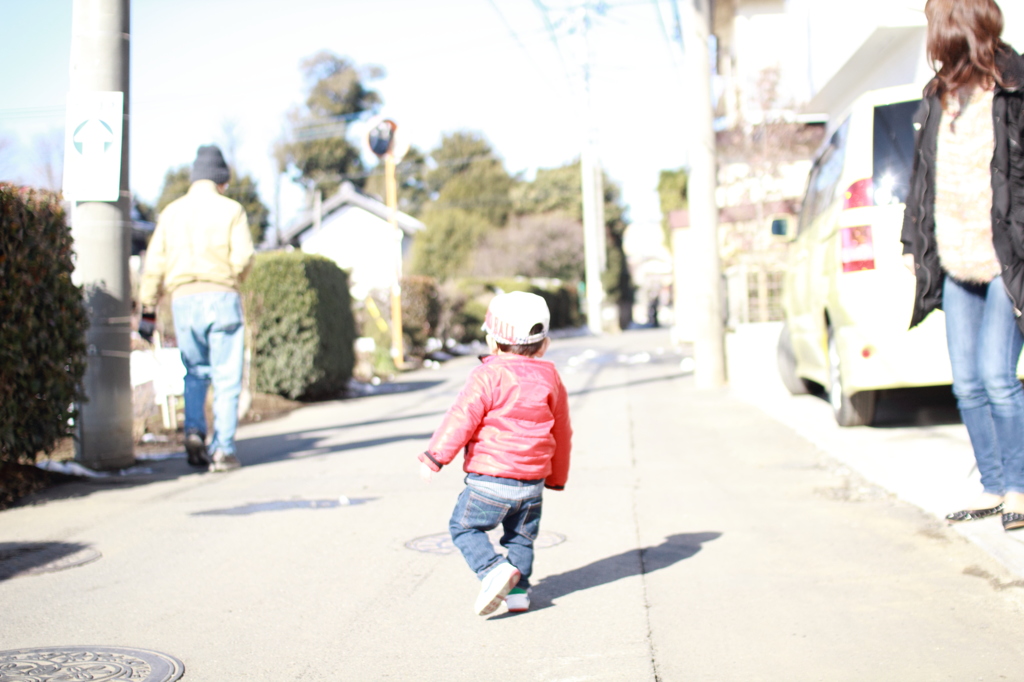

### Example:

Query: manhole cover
xmin=0 ymin=646 xmax=183 ymax=681
xmin=0 ymin=543 xmax=101 ymax=581
xmin=406 ymin=530 xmax=566 ymax=554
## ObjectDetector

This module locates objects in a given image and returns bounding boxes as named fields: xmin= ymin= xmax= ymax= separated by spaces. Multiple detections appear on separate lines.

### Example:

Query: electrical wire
xmin=531 ymin=0 xmax=574 ymax=84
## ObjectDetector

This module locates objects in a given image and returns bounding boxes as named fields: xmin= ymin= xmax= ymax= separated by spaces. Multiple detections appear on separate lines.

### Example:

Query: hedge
xmin=401 ymin=275 xmax=442 ymax=354
xmin=241 ymin=251 xmax=355 ymax=400
xmin=445 ymin=277 xmax=582 ymax=343
xmin=0 ymin=185 xmax=88 ymax=464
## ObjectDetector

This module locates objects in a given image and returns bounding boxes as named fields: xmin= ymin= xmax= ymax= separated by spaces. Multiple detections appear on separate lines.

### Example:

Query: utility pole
xmin=67 ymin=0 xmax=135 ymax=469
xmin=683 ymin=0 xmax=726 ymax=387
xmin=532 ymin=1 xmax=606 ymax=334
xmin=579 ymin=5 xmax=606 ymax=335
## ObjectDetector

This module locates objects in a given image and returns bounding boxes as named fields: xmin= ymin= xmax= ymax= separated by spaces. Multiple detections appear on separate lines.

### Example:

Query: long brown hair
xmin=925 ymin=0 xmax=1008 ymax=104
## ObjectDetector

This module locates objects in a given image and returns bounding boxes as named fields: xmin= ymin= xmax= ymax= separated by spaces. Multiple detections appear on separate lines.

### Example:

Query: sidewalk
xmin=727 ymin=321 xmax=1024 ymax=580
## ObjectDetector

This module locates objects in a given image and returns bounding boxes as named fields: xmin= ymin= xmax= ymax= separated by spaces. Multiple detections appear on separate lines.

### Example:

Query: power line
xmin=531 ymin=0 xmax=574 ymax=84
xmin=0 ymin=105 xmax=66 ymax=121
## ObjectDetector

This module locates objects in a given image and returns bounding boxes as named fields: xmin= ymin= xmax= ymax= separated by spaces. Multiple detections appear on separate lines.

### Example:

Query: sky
xmin=0 ymin=0 xmax=701 ymax=236
xmin=3 ymin=0 xmax=1021 ymax=241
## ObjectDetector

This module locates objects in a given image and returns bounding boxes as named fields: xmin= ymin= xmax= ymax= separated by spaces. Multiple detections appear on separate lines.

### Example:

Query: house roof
xmin=280 ymin=181 xmax=425 ymax=245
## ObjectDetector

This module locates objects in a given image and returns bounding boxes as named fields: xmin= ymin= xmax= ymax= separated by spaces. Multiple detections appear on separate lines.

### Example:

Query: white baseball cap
xmin=482 ymin=291 xmax=550 ymax=345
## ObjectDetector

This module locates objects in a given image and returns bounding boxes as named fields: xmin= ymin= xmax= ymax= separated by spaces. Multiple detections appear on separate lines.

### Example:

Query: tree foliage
xmin=426 ymin=131 xmax=513 ymax=226
xmin=411 ymin=206 xmax=490 ymax=281
xmin=154 ymin=165 xmax=270 ymax=246
xmin=511 ymin=159 xmax=632 ymax=307
xmin=657 ymin=167 xmax=688 ymax=247
xmin=410 ymin=131 xmax=514 ymax=280
xmin=276 ymin=51 xmax=383 ymax=199
xmin=363 ymin=145 xmax=430 ymax=218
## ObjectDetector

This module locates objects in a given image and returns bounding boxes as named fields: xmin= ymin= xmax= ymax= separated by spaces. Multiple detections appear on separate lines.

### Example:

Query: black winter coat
xmin=900 ymin=46 xmax=1024 ymax=333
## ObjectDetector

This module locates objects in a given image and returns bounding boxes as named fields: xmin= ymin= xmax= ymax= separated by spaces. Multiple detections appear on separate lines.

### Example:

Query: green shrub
xmin=241 ymin=251 xmax=355 ymax=400
xmin=443 ymin=277 xmax=581 ymax=344
xmin=401 ymin=275 xmax=441 ymax=354
xmin=0 ymin=185 xmax=88 ymax=464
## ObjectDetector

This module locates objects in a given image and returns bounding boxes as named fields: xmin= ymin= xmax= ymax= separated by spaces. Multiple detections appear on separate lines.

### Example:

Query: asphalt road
xmin=2 ymin=326 xmax=1024 ymax=681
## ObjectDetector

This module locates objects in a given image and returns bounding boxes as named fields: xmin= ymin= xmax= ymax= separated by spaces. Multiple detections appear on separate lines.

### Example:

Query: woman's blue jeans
xmin=449 ymin=474 xmax=543 ymax=589
xmin=172 ymin=291 xmax=245 ymax=456
xmin=943 ymin=275 xmax=1024 ymax=495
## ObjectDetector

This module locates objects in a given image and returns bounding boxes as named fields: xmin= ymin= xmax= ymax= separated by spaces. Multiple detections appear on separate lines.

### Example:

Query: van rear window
xmin=873 ymin=100 xmax=919 ymax=205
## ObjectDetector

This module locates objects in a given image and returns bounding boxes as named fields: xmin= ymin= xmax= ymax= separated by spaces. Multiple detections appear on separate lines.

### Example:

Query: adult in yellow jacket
xmin=139 ymin=145 xmax=254 ymax=472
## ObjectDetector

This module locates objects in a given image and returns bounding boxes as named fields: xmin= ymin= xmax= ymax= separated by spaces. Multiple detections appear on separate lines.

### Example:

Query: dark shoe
xmin=946 ymin=504 xmax=1003 ymax=523
xmin=1003 ymin=512 xmax=1024 ymax=531
xmin=208 ymin=450 xmax=241 ymax=473
xmin=184 ymin=431 xmax=209 ymax=467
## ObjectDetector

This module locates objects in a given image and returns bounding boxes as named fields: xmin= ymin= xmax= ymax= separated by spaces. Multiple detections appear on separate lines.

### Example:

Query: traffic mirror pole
xmin=67 ymin=0 xmax=135 ymax=469
xmin=367 ymin=118 xmax=407 ymax=369
xmin=384 ymin=152 xmax=405 ymax=370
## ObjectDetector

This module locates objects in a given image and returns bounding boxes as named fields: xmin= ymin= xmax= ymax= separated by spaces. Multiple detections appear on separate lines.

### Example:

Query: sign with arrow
xmin=62 ymin=91 xmax=123 ymax=202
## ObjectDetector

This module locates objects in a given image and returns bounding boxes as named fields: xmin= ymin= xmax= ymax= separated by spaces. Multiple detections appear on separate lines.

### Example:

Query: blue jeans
xmin=172 ymin=291 xmax=245 ymax=456
xmin=943 ymin=275 xmax=1024 ymax=495
xmin=449 ymin=474 xmax=543 ymax=589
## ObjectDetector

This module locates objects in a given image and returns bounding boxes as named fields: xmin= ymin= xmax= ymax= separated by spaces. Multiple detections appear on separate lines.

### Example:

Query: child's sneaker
xmin=505 ymin=587 xmax=530 ymax=612
xmin=474 ymin=562 xmax=520 ymax=616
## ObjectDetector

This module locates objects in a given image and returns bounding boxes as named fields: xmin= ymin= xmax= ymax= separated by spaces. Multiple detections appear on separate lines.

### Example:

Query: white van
xmin=773 ymin=83 xmax=953 ymax=426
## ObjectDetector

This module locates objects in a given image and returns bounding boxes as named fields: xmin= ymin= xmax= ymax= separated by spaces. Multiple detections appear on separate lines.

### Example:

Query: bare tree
xmin=0 ymin=134 xmax=19 ymax=181
xmin=471 ymin=213 xmax=584 ymax=282
xmin=219 ymin=118 xmax=242 ymax=170
xmin=32 ymin=129 xmax=65 ymax=192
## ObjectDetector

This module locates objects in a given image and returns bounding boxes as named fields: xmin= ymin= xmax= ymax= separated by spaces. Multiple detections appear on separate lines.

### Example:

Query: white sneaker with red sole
xmin=474 ymin=562 xmax=520 ymax=616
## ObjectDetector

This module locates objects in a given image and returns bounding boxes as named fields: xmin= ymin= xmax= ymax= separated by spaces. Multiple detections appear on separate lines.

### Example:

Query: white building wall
xmin=298 ymin=206 xmax=402 ymax=300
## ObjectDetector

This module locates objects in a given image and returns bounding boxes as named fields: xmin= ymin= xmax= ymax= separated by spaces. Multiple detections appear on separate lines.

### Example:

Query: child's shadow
xmin=501 ymin=532 xmax=721 ymax=615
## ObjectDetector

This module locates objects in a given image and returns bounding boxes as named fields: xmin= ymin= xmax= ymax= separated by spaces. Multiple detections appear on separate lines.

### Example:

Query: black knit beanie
xmin=191 ymin=145 xmax=231 ymax=185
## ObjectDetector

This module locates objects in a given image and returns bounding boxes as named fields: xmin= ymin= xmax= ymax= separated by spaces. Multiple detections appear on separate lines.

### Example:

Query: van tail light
xmin=840 ymin=225 xmax=875 ymax=272
xmin=843 ymin=178 xmax=874 ymax=209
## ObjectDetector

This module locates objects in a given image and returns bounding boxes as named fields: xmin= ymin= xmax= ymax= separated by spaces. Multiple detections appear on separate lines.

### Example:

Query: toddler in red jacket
xmin=419 ymin=291 xmax=572 ymax=616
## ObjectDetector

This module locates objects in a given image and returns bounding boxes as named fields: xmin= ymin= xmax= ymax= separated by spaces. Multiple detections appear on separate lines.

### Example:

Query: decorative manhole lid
xmin=406 ymin=530 xmax=566 ymax=554
xmin=0 ymin=646 xmax=183 ymax=681
xmin=0 ymin=543 xmax=101 ymax=581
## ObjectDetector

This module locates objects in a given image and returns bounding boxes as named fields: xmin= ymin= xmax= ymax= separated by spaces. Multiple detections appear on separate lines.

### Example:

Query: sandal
xmin=1002 ymin=512 xmax=1024 ymax=531
xmin=946 ymin=504 xmax=1003 ymax=523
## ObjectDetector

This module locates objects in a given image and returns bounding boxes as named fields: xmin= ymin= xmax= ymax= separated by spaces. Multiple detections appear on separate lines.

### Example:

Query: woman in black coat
xmin=901 ymin=0 xmax=1024 ymax=529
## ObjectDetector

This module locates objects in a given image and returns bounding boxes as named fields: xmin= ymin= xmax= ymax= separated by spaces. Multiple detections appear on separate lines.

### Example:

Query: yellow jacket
xmin=139 ymin=180 xmax=255 ymax=306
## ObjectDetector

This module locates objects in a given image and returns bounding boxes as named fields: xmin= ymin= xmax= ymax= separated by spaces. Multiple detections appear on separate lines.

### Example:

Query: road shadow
xmin=494 ymin=531 xmax=721 ymax=616
xmin=15 ymin=426 xmax=435 ymax=508
xmin=871 ymin=385 xmax=960 ymax=428
xmin=803 ymin=383 xmax=961 ymax=428
xmin=0 ymin=542 xmax=100 ymax=581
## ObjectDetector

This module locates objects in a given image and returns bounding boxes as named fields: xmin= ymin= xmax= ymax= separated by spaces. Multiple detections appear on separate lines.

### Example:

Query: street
xmin=2 ymin=326 xmax=1024 ymax=681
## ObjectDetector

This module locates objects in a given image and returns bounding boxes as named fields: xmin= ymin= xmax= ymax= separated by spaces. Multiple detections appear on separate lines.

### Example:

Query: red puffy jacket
xmin=420 ymin=353 xmax=572 ymax=489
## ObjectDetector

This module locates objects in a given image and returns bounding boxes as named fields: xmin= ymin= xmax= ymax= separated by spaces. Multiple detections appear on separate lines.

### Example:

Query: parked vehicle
xmin=772 ymin=83 xmax=953 ymax=426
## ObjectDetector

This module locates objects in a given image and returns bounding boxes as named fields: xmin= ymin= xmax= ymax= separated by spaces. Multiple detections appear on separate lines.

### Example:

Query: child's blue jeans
xmin=449 ymin=473 xmax=544 ymax=589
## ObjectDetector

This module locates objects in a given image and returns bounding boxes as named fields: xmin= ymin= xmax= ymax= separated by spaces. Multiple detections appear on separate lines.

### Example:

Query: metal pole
xmin=580 ymin=8 xmax=605 ymax=335
xmin=384 ymin=154 xmax=405 ymax=368
xmin=684 ymin=0 xmax=726 ymax=387
xmin=581 ymin=147 xmax=604 ymax=335
xmin=69 ymin=0 xmax=135 ymax=469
